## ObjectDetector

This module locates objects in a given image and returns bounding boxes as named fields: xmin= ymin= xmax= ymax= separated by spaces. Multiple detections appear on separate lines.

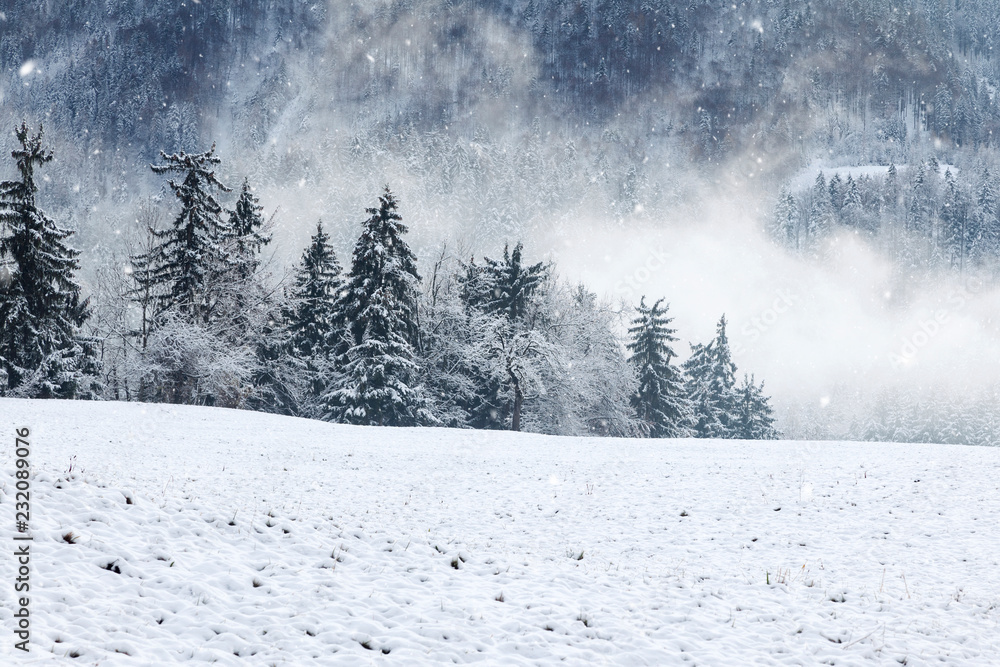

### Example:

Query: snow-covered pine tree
xmin=225 ymin=177 xmax=270 ymax=283
xmin=806 ymin=173 xmax=831 ymax=253
xmin=336 ymin=186 xmax=421 ymax=349
xmin=683 ymin=314 xmax=738 ymax=438
xmin=828 ymin=172 xmax=844 ymax=221
xmin=325 ymin=284 xmax=427 ymax=426
xmin=481 ymin=242 xmax=549 ymax=322
xmin=732 ymin=373 xmax=779 ymax=439
xmin=216 ymin=180 xmax=294 ymax=414
xmin=626 ymin=297 xmax=692 ymax=438
xmin=285 ymin=220 xmax=343 ymax=412
xmin=941 ymin=169 xmax=969 ymax=272
xmin=771 ymin=188 xmax=799 ymax=248
xmin=972 ymin=168 xmax=998 ymax=263
xmin=136 ymin=144 xmax=232 ymax=322
xmin=842 ymin=176 xmax=866 ymax=232
xmin=288 ymin=221 xmax=342 ymax=358
xmin=456 ymin=257 xmax=493 ymax=314
xmin=324 ymin=187 xmax=430 ymax=426
xmin=455 ymin=241 xmax=555 ymax=431
xmin=0 ymin=122 xmax=100 ymax=398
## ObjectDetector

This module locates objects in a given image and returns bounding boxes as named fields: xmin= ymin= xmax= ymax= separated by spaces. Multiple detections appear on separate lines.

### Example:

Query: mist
xmin=4 ymin=0 xmax=1000 ymax=442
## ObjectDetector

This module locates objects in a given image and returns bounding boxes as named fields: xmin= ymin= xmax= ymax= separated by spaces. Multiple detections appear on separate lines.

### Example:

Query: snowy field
xmin=1 ymin=398 xmax=999 ymax=665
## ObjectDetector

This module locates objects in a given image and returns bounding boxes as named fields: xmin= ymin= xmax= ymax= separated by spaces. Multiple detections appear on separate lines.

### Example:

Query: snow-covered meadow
xmin=1 ymin=398 xmax=998 ymax=665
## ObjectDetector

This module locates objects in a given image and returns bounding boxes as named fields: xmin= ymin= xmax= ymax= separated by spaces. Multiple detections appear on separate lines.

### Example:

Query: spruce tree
xmin=136 ymin=144 xmax=232 ymax=322
xmin=455 ymin=241 xmax=551 ymax=430
xmin=336 ymin=186 xmax=421 ymax=349
xmin=806 ymin=173 xmax=831 ymax=252
xmin=0 ymin=122 xmax=99 ymax=398
xmin=974 ymin=168 xmax=999 ymax=261
xmin=684 ymin=315 xmax=738 ymax=438
xmin=626 ymin=297 xmax=692 ymax=438
xmin=771 ymin=188 xmax=799 ymax=248
xmin=458 ymin=241 xmax=548 ymax=322
xmin=284 ymin=220 xmax=343 ymax=412
xmin=483 ymin=242 xmax=549 ymax=321
xmin=324 ymin=186 xmax=429 ymax=426
xmin=288 ymin=221 xmax=342 ymax=359
xmin=226 ymin=177 xmax=270 ymax=283
xmin=941 ymin=169 xmax=971 ymax=272
xmin=732 ymin=374 xmax=779 ymax=439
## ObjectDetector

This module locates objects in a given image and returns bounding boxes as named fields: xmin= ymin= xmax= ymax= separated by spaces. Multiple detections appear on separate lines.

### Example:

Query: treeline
xmin=783 ymin=384 xmax=1000 ymax=448
xmin=0 ymin=124 xmax=778 ymax=440
xmin=771 ymin=160 xmax=1000 ymax=274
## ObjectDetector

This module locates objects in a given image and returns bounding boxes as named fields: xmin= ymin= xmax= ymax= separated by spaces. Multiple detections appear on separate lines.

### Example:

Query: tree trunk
xmin=511 ymin=386 xmax=523 ymax=432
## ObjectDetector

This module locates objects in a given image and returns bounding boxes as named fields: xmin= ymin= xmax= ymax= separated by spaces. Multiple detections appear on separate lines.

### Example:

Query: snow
xmin=2 ymin=398 xmax=999 ymax=664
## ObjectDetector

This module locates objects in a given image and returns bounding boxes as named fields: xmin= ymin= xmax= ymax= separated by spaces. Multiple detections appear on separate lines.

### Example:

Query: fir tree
xmin=684 ymin=315 xmax=738 ymax=438
xmin=941 ymin=169 xmax=968 ymax=271
xmin=324 ymin=187 xmax=430 ymax=426
xmin=288 ymin=221 xmax=342 ymax=360
xmin=135 ymin=144 xmax=232 ymax=322
xmin=455 ymin=241 xmax=551 ymax=430
xmin=0 ymin=122 xmax=100 ymax=398
xmin=806 ymin=173 xmax=831 ymax=252
xmin=286 ymin=221 xmax=343 ymax=411
xmin=842 ymin=176 xmax=865 ymax=231
xmin=974 ymin=168 xmax=999 ymax=261
xmin=828 ymin=172 xmax=844 ymax=219
xmin=771 ymin=188 xmax=799 ymax=248
xmin=626 ymin=297 xmax=692 ymax=438
xmin=325 ymin=282 xmax=427 ymax=426
xmin=225 ymin=178 xmax=270 ymax=283
xmin=336 ymin=186 xmax=421 ymax=349
xmin=456 ymin=257 xmax=492 ymax=314
xmin=459 ymin=241 xmax=549 ymax=322
xmin=732 ymin=374 xmax=779 ymax=439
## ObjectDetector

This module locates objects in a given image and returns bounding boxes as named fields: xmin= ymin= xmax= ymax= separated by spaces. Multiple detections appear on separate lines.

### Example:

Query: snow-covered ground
xmin=1 ymin=398 xmax=998 ymax=665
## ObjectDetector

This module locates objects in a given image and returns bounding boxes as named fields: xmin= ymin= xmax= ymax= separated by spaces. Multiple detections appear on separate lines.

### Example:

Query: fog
xmin=4 ymin=0 xmax=1000 ymax=440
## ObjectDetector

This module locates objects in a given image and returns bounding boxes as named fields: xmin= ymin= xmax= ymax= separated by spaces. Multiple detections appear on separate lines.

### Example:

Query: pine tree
xmin=626 ymin=297 xmax=692 ymax=438
xmin=0 ymin=122 xmax=100 ymax=398
xmin=940 ymin=169 xmax=968 ymax=271
xmin=806 ymin=173 xmax=831 ymax=252
xmin=974 ymin=168 xmax=999 ymax=261
xmin=285 ymin=221 xmax=343 ymax=411
xmin=456 ymin=257 xmax=493 ymax=314
xmin=455 ymin=241 xmax=551 ymax=430
xmin=459 ymin=241 xmax=549 ymax=322
xmin=324 ymin=186 xmax=430 ymax=426
xmin=225 ymin=178 xmax=270 ymax=283
xmin=732 ymin=374 xmax=779 ymax=439
xmin=842 ymin=176 xmax=865 ymax=231
xmin=325 ymin=282 xmax=427 ymax=426
xmin=828 ymin=172 xmax=844 ymax=220
xmin=336 ymin=186 xmax=421 ymax=349
xmin=684 ymin=315 xmax=737 ymax=438
xmin=136 ymin=144 xmax=232 ymax=322
xmin=288 ymin=221 xmax=343 ymax=360
xmin=771 ymin=188 xmax=799 ymax=248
